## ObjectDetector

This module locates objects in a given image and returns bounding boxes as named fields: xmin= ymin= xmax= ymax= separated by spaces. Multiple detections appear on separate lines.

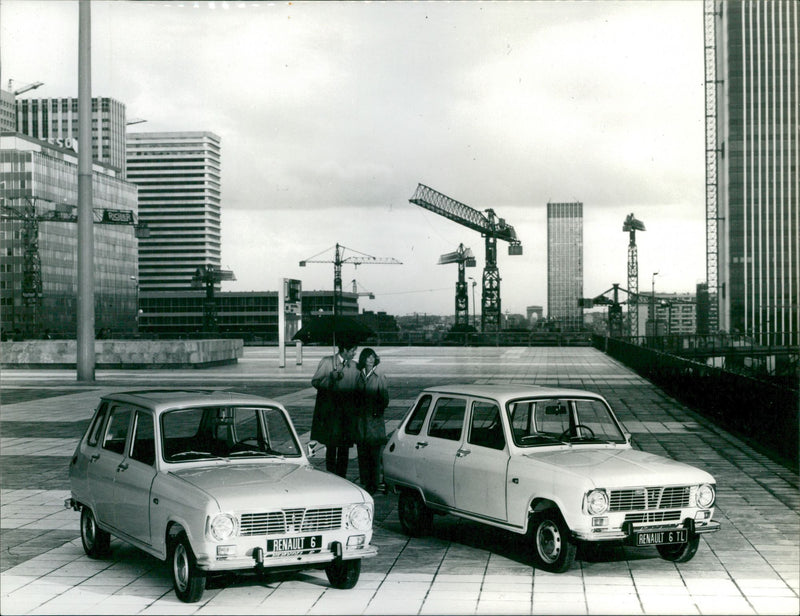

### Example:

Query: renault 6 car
xmin=67 ymin=390 xmax=377 ymax=602
xmin=382 ymin=384 xmax=719 ymax=572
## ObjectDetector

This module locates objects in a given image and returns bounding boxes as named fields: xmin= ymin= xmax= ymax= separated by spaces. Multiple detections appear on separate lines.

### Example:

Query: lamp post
xmin=650 ymin=272 xmax=659 ymax=337
xmin=468 ymin=277 xmax=477 ymax=329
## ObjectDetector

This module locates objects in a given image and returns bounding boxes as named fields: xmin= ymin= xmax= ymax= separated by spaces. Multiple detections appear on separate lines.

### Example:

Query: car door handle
xmin=415 ymin=441 xmax=428 ymax=449
xmin=116 ymin=462 xmax=128 ymax=472
xmin=90 ymin=453 xmax=100 ymax=462
xmin=456 ymin=448 xmax=471 ymax=457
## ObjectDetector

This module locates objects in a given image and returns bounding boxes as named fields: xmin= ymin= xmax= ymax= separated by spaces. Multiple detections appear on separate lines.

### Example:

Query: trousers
xmin=325 ymin=445 xmax=349 ymax=478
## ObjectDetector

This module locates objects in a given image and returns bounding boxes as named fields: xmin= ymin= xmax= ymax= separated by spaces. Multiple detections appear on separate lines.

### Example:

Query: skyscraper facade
xmin=713 ymin=0 xmax=798 ymax=343
xmin=547 ymin=202 xmax=583 ymax=330
xmin=15 ymin=97 xmax=128 ymax=178
xmin=126 ymin=132 xmax=222 ymax=292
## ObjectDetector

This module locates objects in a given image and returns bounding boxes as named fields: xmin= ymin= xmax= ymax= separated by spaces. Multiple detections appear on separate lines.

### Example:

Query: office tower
xmin=547 ymin=202 xmax=583 ymax=331
xmin=15 ymin=97 xmax=127 ymax=177
xmin=0 ymin=134 xmax=139 ymax=337
xmin=708 ymin=1 xmax=798 ymax=343
xmin=126 ymin=132 xmax=222 ymax=292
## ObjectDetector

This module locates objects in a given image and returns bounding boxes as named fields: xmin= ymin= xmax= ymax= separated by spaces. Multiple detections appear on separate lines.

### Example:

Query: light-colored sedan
xmin=382 ymin=384 xmax=719 ymax=572
xmin=67 ymin=390 xmax=377 ymax=602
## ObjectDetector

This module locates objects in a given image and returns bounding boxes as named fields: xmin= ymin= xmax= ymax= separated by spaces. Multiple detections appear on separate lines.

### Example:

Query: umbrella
xmin=292 ymin=315 xmax=375 ymax=347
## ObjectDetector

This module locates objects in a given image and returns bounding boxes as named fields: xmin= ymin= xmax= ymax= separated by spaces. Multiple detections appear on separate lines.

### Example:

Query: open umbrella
xmin=292 ymin=315 xmax=375 ymax=348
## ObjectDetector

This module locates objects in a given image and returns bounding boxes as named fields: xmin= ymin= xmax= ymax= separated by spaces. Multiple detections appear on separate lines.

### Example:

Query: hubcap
xmin=537 ymin=520 xmax=561 ymax=563
xmin=174 ymin=544 xmax=189 ymax=591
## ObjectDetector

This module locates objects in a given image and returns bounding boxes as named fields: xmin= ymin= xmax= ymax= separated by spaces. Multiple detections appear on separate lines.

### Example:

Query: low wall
xmin=0 ymin=339 xmax=243 ymax=369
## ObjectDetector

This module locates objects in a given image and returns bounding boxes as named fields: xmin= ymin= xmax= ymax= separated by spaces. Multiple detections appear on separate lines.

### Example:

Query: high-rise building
xmin=15 ymin=97 xmax=128 ymax=177
xmin=709 ymin=0 xmax=798 ymax=343
xmin=126 ymin=132 xmax=222 ymax=292
xmin=547 ymin=202 xmax=583 ymax=331
xmin=0 ymin=134 xmax=139 ymax=338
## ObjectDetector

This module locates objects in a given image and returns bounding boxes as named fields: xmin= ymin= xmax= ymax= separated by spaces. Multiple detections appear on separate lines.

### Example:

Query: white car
xmin=382 ymin=384 xmax=719 ymax=572
xmin=67 ymin=389 xmax=377 ymax=602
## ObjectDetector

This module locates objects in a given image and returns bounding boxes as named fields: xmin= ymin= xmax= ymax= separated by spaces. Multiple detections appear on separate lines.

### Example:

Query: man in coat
xmin=311 ymin=342 xmax=359 ymax=477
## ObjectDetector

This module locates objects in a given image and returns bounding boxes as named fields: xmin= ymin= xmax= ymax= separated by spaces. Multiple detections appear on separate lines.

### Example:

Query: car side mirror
xmin=624 ymin=432 xmax=634 ymax=445
xmin=307 ymin=440 xmax=319 ymax=457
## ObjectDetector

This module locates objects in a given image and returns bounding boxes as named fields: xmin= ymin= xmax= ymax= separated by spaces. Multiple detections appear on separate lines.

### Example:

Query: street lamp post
xmin=651 ymin=272 xmax=659 ymax=337
xmin=468 ymin=277 xmax=477 ymax=329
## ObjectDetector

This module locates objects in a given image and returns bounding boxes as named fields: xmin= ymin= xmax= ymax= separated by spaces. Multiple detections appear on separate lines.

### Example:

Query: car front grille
xmin=239 ymin=507 xmax=343 ymax=536
xmin=624 ymin=510 xmax=682 ymax=524
xmin=609 ymin=486 xmax=691 ymax=511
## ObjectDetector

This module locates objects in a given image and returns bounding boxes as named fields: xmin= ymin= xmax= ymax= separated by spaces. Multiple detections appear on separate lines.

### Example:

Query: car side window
xmin=427 ymin=397 xmax=466 ymax=441
xmin=469 ymin=401 xmax=505 ymax=450
xmin=129 ymin=410 xmax=155 ymax=466
xmin=103 ymin=406 xmax=133 ymax=455
xmin=405 ymin=395 xmax=432 ymax=435
xmin=87 ymin=403 xmax=109 ymax=447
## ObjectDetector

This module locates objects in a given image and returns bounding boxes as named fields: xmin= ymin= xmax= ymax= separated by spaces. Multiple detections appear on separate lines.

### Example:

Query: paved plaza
xmin=0 ymin=346 xmax=798 ymax=615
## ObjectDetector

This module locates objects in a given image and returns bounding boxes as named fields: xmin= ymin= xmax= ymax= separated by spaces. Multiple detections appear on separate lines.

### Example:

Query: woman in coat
xmin=354 ymin=348 xmax=389 ymax=494
xmin=311 ymin=343 xmax=359 ymax=477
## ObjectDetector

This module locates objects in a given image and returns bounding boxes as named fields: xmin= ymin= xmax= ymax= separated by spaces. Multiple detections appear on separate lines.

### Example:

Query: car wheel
xmin=398 ymin=490 xmax=433 ymax=537
xmin=80 ymin=507 xmax=110 ymax=558
xmin=531 ymin=511 xmax=576 ymax=573
xmin=325 ymin=558 xmax=361 ymax=589
xmin=171 ymin=533 xmax=205 ymax=603
xmin=656 ymin=534 xmax=700 ymax=563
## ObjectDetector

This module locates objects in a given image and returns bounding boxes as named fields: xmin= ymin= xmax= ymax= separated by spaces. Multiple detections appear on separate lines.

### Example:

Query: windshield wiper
xmin=228 ymin=450 xmax=285 ymax=459
xmin=168 ymin=450 xmax=227 ymax=461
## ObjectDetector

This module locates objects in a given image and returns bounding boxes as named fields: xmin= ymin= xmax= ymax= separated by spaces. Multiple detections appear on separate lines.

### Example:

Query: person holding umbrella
xmin=311 ymin=341 xmax=359 ymax=477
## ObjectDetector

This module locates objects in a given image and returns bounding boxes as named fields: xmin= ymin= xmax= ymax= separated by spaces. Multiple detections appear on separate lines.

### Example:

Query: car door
xmin=89 ymin=403 xmax=133 ymax=528
xmin=414 ymin=396 xmax=467 ymax=507
xmin=383 ymin=394 xmax=432 ymax=486
xmin=113 ymin=408 xmax=157 ymax=545
xmin=454 ymin=399 xmax=509 ymax=522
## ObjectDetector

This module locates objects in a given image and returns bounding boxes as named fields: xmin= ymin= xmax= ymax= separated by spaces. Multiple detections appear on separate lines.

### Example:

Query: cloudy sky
xmin=1 ymin=0 xmax=707 ymax=317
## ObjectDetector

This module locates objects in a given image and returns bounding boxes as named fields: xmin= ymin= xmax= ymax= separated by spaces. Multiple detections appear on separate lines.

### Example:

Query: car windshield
xmin=507 ymin=397 xmax=626 ymax=447
xmin=161 ymin=405 xmax=301 ymax=462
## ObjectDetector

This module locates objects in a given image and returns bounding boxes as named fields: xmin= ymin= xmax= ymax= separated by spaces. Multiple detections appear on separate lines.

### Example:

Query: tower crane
xmin=622 ymin=213 xmax=646 ymax=336
xmin=191 ymin=265 xmax=236 ymax=333
xmin=409 ymin=183 xmax=522 ymax=332
xmin=438 ymin=243 xmax=476 ymax=330
xmin=300 ymin=243 xmax=401 ymax=316
xmin=7 ymin=80 xmax=44 ymax=96
xmin=351 ymin=279 xmax=375 ymax=300
xmin=0 ymin=195 xmax=149 ymax=338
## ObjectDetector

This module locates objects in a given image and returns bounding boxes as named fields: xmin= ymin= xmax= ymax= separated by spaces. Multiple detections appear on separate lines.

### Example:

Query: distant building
xmin=0 ymin=134 xmax=139 ymax=338
xmin=126 ymin=132 xmax=222 ymax=293
xmin=15 ymin=96 xmax=128 ymax=178
xmin=526 ymin=305 xmax=543 ymax=327
xmin=547 ymin=202 xmax=583 ymax=331
xmin=649 ymin=292 xmax=697 ymax=336
xmin=0 ymin=89 xmax=15 ymax=132
xmin=711 ymin=1 xmax=798 ymax=343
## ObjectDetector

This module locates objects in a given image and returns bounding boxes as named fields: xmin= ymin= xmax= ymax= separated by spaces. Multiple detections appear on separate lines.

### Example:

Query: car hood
xmin=169 ymin=462 xmax=369 ymax=509
xmin=526 ymin=447 xmax=715 ymax=487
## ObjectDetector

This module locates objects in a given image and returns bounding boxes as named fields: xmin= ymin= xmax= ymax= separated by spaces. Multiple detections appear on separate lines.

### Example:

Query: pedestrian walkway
xmin=1 ymin=346 xmax=798 ymax=615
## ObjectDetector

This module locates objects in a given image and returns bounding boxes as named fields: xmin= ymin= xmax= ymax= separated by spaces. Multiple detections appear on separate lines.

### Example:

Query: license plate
xmin=636 ymin=529 xmax=688 ymax=546
xmin=266 ymin=535 xmax=322 ymax=556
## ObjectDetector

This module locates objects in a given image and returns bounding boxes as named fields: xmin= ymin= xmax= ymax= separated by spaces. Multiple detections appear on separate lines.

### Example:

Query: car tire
xmin=531 ymin=510 xmax=576 ymax=573
xmin=80 ymin=507 xmax=110 ymax=558
xmin=171 ymin=533 xmax=205 ymax=603
xmin=656 ymin=534 xmax=700 ymax=563
xmin=325 ymin=558 xmax=361 ymax=589
xmin=398 ymin=489 xmax=433 ymax=537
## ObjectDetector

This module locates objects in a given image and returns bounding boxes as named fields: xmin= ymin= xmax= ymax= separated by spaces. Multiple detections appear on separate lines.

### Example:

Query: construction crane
xmin=191 ymin=265 xmax=236 ymax=333
xmin=438 ymin=243 xmax=476 ymax=330
xmin=351 ymin=279 xmax=375 ymax=300
xmin=300 ymin=243 xmax=401 ymax=316
xmin=0 ymin=195 xmax=149 ymax=337
xmin=7 ymin=80 xmax=44 ymax=96
xmin=622 ymin=213 xmax=646 ymax=336
xmin=409 ymin=183 xmax=522 ymax=332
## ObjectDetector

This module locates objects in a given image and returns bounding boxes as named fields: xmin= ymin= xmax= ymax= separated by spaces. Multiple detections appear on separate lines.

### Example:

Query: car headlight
xmin=209 ymin=513 xmax=237 ymax=541
xmin=348 ymin=504 xmax=372 ymax=531
xmin=585 ymin=489 xmax=609 ymax=515
xmin=696 ymin=483 xmax=715 ymax=508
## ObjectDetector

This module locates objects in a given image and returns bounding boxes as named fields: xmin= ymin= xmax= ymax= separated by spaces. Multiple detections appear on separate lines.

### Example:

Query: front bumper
xmin=573 ymin=517 xmax=720 ymax=543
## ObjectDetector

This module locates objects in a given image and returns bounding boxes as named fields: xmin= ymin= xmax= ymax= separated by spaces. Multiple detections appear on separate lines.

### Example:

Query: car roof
xmin=420 ymin=383 xmax=605 ymax=402
xmin=101 ymin=389 xmax=281 ymax=413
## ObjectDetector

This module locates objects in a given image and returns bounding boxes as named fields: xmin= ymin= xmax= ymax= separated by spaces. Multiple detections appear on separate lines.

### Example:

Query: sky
xmin=1 ymin=0 xmax=708 ymax=317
